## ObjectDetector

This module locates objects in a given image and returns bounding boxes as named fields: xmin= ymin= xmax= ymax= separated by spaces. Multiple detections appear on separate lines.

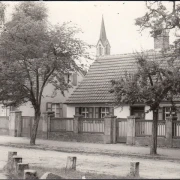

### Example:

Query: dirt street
xmin=0 ymin=146 xmax=180 ymax=179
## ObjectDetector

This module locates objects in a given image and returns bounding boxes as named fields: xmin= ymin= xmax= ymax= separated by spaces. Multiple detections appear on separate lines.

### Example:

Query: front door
xmin=131 ymin=106 xmax=145 ymax=119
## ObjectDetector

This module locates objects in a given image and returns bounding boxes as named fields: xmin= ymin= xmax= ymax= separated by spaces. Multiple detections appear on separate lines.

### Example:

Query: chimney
xmin=154 ymin=30 xmax=169 ymax=51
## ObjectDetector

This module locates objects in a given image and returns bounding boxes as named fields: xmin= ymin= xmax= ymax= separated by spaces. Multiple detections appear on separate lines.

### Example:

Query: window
xmin=75 ymin=107 xmax=113 ymax=118
xmin=75 ymin=107 xmax=93 ymax=118
xmin=64 ymin=73 xmax=72 ymax=84
xmin=163 ymin=107 xmax=177 ymax=120
xmin=100 ymin=107 xmax=109 ymax=118
xmin=81 ymin=107 xmax=89 ymax=118
xmin=46 ymin=102 xmax=63 ymax=117
xmin=52 ymin=103 xmax=61 ymax=117
xmin=64 ymin=72 xmax=77 ymax=86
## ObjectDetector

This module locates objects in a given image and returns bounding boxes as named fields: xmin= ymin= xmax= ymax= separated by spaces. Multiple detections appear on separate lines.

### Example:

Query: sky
xmin=4 ymin=1 xmax=177 ymax=55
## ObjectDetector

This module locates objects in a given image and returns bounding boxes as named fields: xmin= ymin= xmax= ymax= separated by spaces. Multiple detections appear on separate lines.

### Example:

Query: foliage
xmin=135 ymin=1 xmax=180 ymax=37
xmin=0 ymin=2 xmax=6 ymax=24
xmin=0 ymin=1 xmax=89 ymax=144
xmin=110 ymin=52 xmax=180 ymax=112
xmin=0 ymin=1 xmax=87 ymax=108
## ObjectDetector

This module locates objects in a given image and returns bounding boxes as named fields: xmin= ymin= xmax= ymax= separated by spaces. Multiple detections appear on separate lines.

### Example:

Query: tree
xmin=110 ymin=52 xmax=180 ymax=155
xmin=110 ymin=0 xmax=180 ymax=155
xmin=135 ymin=1 xmax=180 ymax=51
xmin=0 ymin=2 xmax=88 ymax=145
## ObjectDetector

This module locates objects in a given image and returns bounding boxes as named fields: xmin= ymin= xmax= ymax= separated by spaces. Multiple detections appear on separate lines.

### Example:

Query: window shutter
xmin=60 ymin=103 xmax=63 ymax=117
xmin=158 ymin=107 xmax=163 ymax=120
xmin=95 ymin=107 xmax=99 ymax=118
xmin=72 ymin=73 xmax=77 ymax=86
xmin=109 ymin=107 xmax=114 ymax=116
xmin=89 ymin=107 xmax=93 ymax=118
xmin=75 ymin=107 xmax=79 ymax=115
xmin=163 ymin=107 xmax=165 ymax=120
xmin=177 ymin=107 xmax=180 ymax=121
xmin=46 ymin=102 xmax=52 ymax=112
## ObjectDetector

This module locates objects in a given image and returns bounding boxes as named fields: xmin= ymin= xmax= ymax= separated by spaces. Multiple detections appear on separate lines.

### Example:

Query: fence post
xmin=42 ymin=112 xmax=48 ymax=139
xmin=126 ymin=116 xmax=139 ymax=145
xmin=166 ymin=116 xmax=173 ymax=147
xmin=42 ymin=111 xmax=54 ymax=139
xmin=104 ymin=115 xmax=117 ymax=144
xmin=46 ymin=111 xmax=55 ymax=139
xmin=73 ymin=115 xmax=83 ymax=134
xmin=9 ymin=111 xmax=22 ymax=137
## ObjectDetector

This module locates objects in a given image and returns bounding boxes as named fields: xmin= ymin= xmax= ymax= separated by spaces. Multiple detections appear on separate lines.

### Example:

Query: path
xmin=0 ymin=136 xmax=179 ymax=161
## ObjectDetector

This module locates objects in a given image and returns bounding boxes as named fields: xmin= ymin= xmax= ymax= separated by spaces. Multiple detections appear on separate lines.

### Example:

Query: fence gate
xmin=21 ymin=116 xmax=33 ymax=137
xmin=116 ymin=118 xmax=127 ymax=143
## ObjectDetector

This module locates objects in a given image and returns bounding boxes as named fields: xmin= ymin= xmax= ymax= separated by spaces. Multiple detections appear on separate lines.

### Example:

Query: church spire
xmin=96 ymin=16 xmax=110 ymax=57
xmin=99 ymin=16 xmax=107 ymax=44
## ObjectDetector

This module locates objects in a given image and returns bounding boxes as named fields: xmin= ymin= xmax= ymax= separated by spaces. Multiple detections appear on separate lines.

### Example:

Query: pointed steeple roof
xmin=100 ymin=16 xmax=107 ymax=43
xmin=97 ymin=15 xmax=110 ymax=47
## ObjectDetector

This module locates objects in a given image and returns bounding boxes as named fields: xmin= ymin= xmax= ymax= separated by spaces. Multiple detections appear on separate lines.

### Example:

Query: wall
xmin=145 ymin=106 xmax=153 ymax=120
xmin=135 ymin=136 xmax=166 ymax=147
xmin=114 ymin=105 xmax=153 ymax=119
xmin=173 ymin=139 xmax=180 ymax=148
xmin=19 ymin=102 xmax=34 ymax=116
xmin=66 ymin=105 xmax=75 ymax=118
xmin=0 ymin=116 xmax=9 ymax=135
xmin=16 ymin=71 xmax=84 ymax=117
xmin=114 ymin=106 xmax=130 ymax=118
xmin=0 ymin=105 xmax=10 ymax=116
xmin=48 ymin=131 xmax=104 ymax=143
xmin=39 ymin=71 xmax=84 ymax=114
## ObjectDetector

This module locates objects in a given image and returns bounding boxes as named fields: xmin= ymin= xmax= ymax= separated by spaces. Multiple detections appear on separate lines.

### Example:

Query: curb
xmin=0 ymin=143 xmax=179 ymax=162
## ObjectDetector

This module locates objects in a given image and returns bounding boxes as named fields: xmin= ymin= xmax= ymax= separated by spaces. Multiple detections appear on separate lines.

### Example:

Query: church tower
xmin=96 ymin=16 xmax=111 ymax=56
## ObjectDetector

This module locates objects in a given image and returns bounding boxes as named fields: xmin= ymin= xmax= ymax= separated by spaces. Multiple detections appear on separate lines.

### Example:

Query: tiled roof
xmin=65 ymin=51 xmax=180 ymax=104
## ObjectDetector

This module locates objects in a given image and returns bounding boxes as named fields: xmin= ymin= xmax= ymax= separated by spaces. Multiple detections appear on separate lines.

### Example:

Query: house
xmin=0 ymin=70 xmax=85 ymax=118
xmin=65 ymin=17 xmax=180 ymax=121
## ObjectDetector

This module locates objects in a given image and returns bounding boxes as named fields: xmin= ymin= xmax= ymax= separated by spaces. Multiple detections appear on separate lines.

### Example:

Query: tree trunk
xmin=30 ymin=109 xmax=41 ymax=145
xmin=150 ymin=109 xmax=158 ymax=155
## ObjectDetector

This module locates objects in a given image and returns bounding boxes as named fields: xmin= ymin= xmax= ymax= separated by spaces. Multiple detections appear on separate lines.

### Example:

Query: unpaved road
xmin=0 ymin=146 xmax=180 ymax=179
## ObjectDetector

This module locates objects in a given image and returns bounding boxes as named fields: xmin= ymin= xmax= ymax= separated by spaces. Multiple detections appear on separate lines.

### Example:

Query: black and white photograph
xmin=0 ymin=1 xmax=179 ymax=179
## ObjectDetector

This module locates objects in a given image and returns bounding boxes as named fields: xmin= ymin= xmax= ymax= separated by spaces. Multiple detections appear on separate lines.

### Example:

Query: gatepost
xmin=165 ymin=116 xmax=173 ymax=147
xmin=73 ymin=115 xmax=83 ymax=134
xmin=126 ymin=116 xmax=140 ymax=145
xmin=42 ymin=111 xmax=54 ymax=139
xmin=104 ymin=115 xmax=117 ymax=144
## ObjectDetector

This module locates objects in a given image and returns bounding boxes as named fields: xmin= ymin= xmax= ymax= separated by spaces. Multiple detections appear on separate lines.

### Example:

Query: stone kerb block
xmin=66 ymin=156 xmax=77 ymax=170
xmin=129 ymin=162 xmax=140 ymax=178
xmin=12 ymin=155 xmax=22 ymax=172
xmin=40 ymin=172 xmax=63 ymax=179
xmin=17 ymin=163 xmax=29 ymax=177
xmin=3 ymin=151 xmax=17 ymax=172
xmin=24 ymin=169 xmax=38 ymax=179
